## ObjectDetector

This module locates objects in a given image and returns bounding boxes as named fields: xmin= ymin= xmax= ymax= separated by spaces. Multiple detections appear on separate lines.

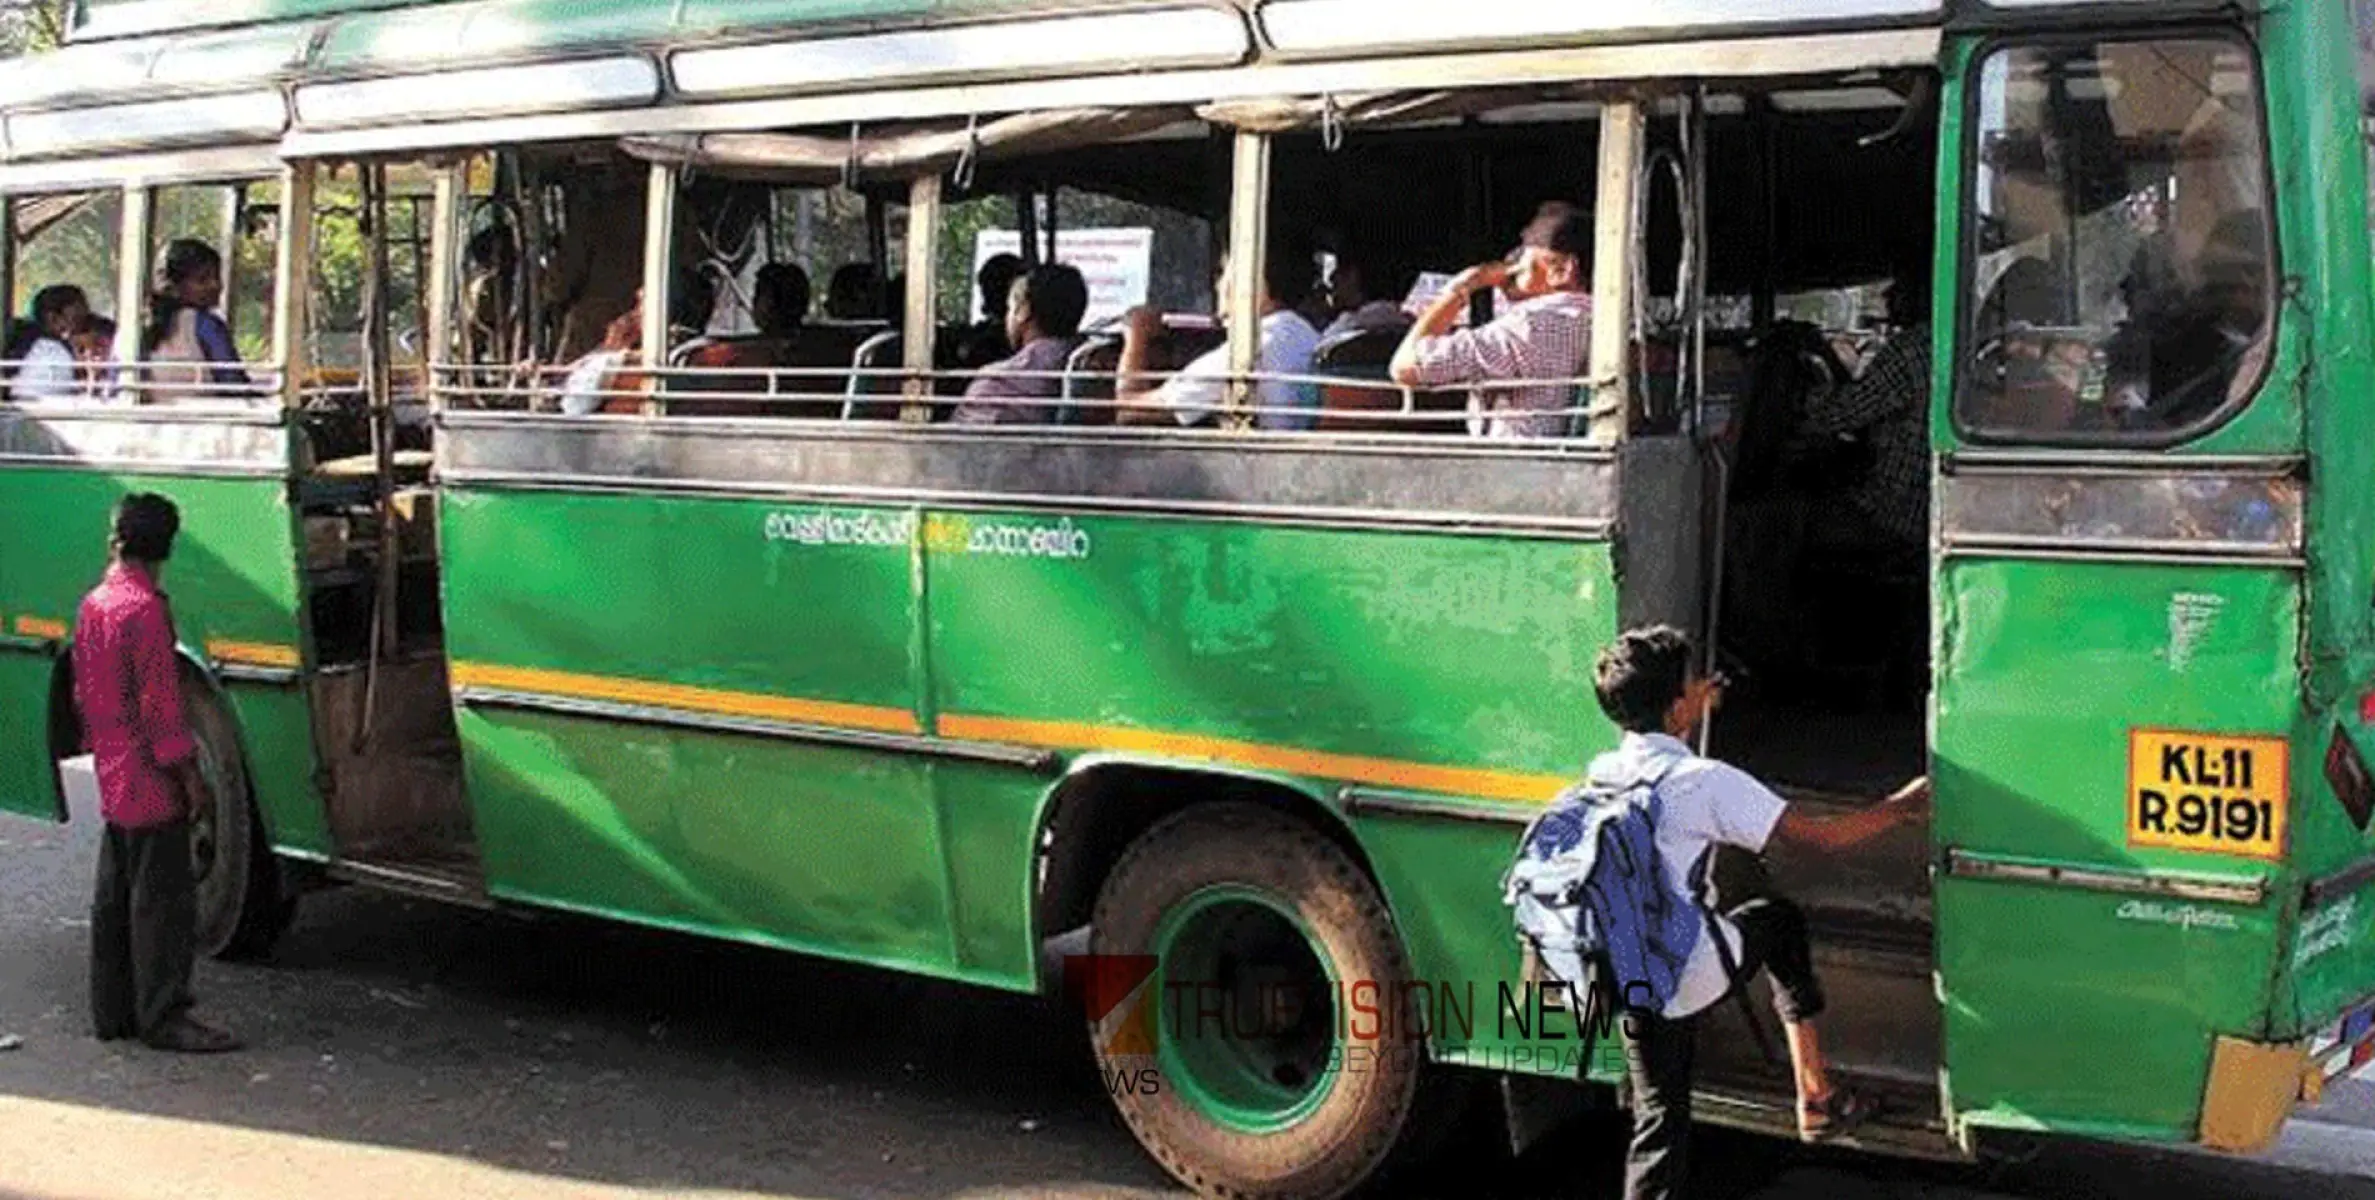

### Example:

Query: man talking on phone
xmin=1389 ymin=200 xmax=1593 ymax=438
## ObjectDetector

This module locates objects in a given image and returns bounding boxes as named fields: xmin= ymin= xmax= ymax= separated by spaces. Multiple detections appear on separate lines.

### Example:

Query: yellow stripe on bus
xmin=14 ymin=616 xmax=66 ymax=641
xmin=938 ymin=714 xmax=1569 ymax=804
xmin=449 ymin=661 xmax=925 ymax=737
xmin=206 ymin=640 xmax=302 ymax=669
xmin=448 ymin=661 xmax=1563 ymax=803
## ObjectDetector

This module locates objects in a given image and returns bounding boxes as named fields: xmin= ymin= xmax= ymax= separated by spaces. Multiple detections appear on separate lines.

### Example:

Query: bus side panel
xmin=2278 ymin=0 xmax=2375 ymax=1050
xmin=223 ymin=688 xmax=333 ymax=857
xmin=0 ymin=465 xmax=316 ymax=837
xmin=456 ymin=704 xmax=973 ymax=976
xmin=927 ymin=514 xmax=1617 ymax=1055
xmin=930 ymin=760 xmax=1049 ymax=986
xmin=926 ymin=517 xmax=1609 ymax=785
xmin=438 ymin=489 xmax=969 ymax=976
xmin=0 ymin=653 xmax=63 ymax=821
xmin=1935 ymin=559 xmax=2296 ymax=1137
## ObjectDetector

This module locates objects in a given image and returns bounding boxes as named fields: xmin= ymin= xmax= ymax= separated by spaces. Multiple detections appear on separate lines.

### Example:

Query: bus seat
xmin=1166 ymin=322 xmax=1226 ymax=367
xmin=1632 ymin=337 xmax=1755 ymax=442
xmin=1059 ymin=335 xmax=1122 ymax=427
xmin=843 ymin=330 xmax=904 ymax=420
xmin=662 ymin=335 xmax=775 ymax=418
xmin=934 ymin=323 xmax=974 ymax=405
xmin=1311 ymin=326 xmax=1464 ymax=434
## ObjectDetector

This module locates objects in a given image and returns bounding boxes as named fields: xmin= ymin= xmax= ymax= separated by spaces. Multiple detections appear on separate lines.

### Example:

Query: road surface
xmin=1 ymin=791 xmax=2369 ymax=1200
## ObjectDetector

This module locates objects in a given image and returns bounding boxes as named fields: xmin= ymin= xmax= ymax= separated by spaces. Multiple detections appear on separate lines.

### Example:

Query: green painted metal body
xmin=437 ymin=490 xmax=1612 ymax=1004
xmin=0 ymin=452 xmax=328 ymax=856
xmin=1924 ymin=0 xmax=2375 ymax=1141
xmin=2 ymin=0 xmax=2372 ymax=1159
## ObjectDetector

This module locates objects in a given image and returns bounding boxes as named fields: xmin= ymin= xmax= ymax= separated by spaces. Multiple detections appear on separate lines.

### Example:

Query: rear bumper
xmin=2200 ymin=1035 xmax=2308 ymax=1152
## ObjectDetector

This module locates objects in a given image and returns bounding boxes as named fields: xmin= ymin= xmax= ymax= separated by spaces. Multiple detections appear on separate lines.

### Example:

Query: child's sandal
xmin=1799 ymin=1085 xmax=1877 ymax=1144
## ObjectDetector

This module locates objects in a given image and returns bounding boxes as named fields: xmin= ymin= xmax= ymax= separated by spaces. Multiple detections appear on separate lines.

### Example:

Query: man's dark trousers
xmin=91 ymin=819 xmax=196 ymax=1041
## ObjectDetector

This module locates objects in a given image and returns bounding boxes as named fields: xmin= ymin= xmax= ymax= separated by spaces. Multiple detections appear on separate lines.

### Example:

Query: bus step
xmin=1694 ymin=1070 xmax=1964 ymax=1162
xmin=327 ymin=856 xmax=493 ymax=909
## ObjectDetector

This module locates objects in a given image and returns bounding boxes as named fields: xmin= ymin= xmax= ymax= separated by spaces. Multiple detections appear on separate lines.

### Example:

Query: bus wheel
xmin=1089 ymin=803 xmax=1424 ymax=1200
xmin=183 ymin=674 xmax=294 ymax=961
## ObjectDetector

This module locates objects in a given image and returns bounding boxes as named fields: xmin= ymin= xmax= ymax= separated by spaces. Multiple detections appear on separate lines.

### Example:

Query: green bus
xmin=4 ymin=0 xmax=2374 ymax=1194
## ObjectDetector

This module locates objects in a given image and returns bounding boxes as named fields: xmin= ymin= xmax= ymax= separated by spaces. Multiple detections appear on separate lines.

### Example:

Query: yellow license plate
xmin=2127 ymin=730 xmax=2289 ymax=861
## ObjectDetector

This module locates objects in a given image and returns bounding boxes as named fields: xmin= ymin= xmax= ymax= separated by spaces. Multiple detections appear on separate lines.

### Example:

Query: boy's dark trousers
xmin=1618 ymin=894 xmax=1826 ymax=1200
xmin=90 ymin=819 xmax=197 ymax=1041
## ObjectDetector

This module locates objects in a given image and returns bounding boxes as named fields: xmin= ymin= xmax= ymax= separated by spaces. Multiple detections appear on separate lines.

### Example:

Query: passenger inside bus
xmin=825 ymin=263 xmax=888 ymax=322
xmin=1113 ymin=240 xmax=1321 ymax=431
xmin=1319 ymin=250 xmax=1412 ymax=340
xmin=1389 ymin=201 xmax=1593 ymax=439
xmin=951 ymin=262 xmax=1088 ymax=426
xmin=73 ymin=314 xmax=116 ymax=394
xmin=7 ymin=283 xmax=90 ymax=401
xmin=2102 ymin=209 xmax=2270 ymax=431
xmin=558 ymin=307 xmax=641 ymax=416
xmin=954 ymin=252 xmax=1026 ymax=370
xmin=560 ymin=271 xmax=715 ymax=414
xmin=1793 ymin=258 xmax=1931 ymax=554
xmin=682 ymin=262 xmax=810 ymax=372
xmin=143 ymin=239 xmax=248 ymax=396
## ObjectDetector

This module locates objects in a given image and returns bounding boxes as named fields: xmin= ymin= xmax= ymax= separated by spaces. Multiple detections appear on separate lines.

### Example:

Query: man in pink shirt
xmin=75 ymin=494 xmax=241 ymax=1053
xmin=1390 ymin=201 xmax=1594 ymax=438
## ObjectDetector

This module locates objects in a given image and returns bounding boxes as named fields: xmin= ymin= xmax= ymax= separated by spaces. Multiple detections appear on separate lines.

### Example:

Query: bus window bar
xmin=1943 ymin=847 xmax=2268 ymax=907
xmin=1942 ymin=451 xmax=2305 ymax=478
xmin=0 ymin=357 xmax=282 ymax=407
xmin=425 ymin=361 xmax=1604 ymax=438
xmin=0 ymin=398 xmax=289 ymax=425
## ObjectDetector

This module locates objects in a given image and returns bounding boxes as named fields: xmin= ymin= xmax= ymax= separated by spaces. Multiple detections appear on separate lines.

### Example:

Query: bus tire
xmin=182 ymin=670 xmax=294 ymax=961
xmin=1088 ymin=803 xmax=1425 ymax=1200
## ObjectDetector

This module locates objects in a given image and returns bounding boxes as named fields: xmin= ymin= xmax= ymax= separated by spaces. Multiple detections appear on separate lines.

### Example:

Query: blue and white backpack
xmin=1503 ymin=767 xmax=1705 ymax=1015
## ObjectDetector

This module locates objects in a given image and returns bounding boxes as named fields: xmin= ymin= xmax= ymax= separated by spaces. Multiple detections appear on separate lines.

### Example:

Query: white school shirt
xmin=14 ymin=337 xmax=78 ymax=400
xmin=1584 ymin=730 xmax=1789 ymax=1019
xmin=1155 ymin=309 xmax=1322 ymax=431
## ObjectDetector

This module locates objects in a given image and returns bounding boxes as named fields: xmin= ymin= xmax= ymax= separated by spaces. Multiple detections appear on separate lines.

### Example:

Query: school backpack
xmin=1503 ymin=767 xmax=1705 ymax=1016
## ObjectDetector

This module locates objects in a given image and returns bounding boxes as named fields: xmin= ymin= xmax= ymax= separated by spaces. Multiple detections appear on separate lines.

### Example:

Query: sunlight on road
xmin=0 ymin=1095 xmax=1119 ymax=1200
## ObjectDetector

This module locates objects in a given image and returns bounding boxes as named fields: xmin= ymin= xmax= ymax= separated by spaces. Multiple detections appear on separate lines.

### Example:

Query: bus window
xmin=940 ymin=115 xmax=1225 ymax=424
xmin=939 ymin=183 xmax=1217 ymax=426
xmin=1274 ymin=108 xmax=1601 ymax=436
xmin=1958 ymin=37 xmax=2275 ymax=442
xmin=310 ymin=167 xmax=429 ymax=386
xmin=771 ymin=184 xmax=896 ymax=325
xmin=651 ymin=180 xmax=901 ymax=417
xmin=7 ymin=190 xmax=120 ymax=403
xmin=152 ymin=182 xmax=276 ymax=366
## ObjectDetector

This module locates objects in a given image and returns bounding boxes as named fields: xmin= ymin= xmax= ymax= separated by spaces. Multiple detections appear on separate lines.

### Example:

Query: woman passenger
xmin=143 ymin=240 xmax=250 ymax=399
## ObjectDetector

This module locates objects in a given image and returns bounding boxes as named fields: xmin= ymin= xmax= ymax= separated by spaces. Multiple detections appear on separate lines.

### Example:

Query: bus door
xmin=296 ymin=159 xmax=486 ymax=898
xmin=1931 ymin=31 xmax=2295 ymax=1143
xmin=1681 ymin=76 xmax=1947 ymax=1136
